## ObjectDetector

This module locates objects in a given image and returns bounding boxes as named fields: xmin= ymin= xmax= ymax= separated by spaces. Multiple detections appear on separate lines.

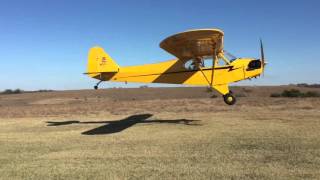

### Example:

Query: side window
xmin=217 ymin=57 xmax=228 ymax=66
xmin=203 ymin=57 xmax=228 ymax=67
xmin=203 ymin=58 xmax=213 ymax=68
xmin=184 ymin=56 xmax=229 ymax=70
xmin=184 ymin=60 xmax=196 ymax=70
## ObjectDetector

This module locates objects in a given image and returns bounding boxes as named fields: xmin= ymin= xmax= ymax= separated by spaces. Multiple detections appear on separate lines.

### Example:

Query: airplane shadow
xmin=46 ymin=114 xmax=201 ymax=135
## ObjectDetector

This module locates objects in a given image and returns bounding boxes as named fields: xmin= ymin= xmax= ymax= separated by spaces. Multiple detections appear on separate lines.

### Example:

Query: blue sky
xmin=0 ymin=0 xmax=319 ymax=90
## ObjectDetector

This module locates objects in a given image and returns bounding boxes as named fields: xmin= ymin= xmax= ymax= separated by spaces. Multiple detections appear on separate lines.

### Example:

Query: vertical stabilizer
xmin=87 ymin=46 xmax=119 ymax=74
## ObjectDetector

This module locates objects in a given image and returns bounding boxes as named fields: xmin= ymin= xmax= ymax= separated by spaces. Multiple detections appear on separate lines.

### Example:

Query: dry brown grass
xmin=0 ymin=87 xmax=320 ymax=179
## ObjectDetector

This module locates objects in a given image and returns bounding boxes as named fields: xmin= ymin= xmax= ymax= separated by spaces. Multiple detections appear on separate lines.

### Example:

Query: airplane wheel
xmin=223 ymin=93 xmax=236 ymax=105
xmin=94 ymin=85 xmax=98 ymax=90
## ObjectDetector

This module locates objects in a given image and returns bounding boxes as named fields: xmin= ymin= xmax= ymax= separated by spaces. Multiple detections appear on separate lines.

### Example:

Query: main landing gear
xmin=223 ymin=92 xmax=236 ymax=105
xmin=94 ymin=80 xmax=103 ymax=90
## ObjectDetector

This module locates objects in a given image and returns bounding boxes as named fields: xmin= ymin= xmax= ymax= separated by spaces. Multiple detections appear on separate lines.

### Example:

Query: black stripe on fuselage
xmin=115 ymin=66 xmax=239 ymax=79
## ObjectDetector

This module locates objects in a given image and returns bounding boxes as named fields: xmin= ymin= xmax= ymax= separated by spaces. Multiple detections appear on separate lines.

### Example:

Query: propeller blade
xmin=260 ymin=38 xmax=265 ymax=67
xmin=260 ymin=39 xmax=266 ymax=76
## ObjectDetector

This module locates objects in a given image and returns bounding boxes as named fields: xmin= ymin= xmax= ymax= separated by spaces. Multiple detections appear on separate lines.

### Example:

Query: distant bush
xmin=36 ymin=89 xmax=54 ymax=93
xmin=304 ymin=91 xmax=320 ymax=97
xmin=270 ymin=93 xmax=281 ymax=97
xmin=1 ymin=89 xmax=23 ymax=95
xmin=297 ymin=83 xmax=309 ymax=87
xmin=0 ymin=89 xmax=54 ymax=95
xmin=2 ymin=89 xmax=13 ymax=94
xmin=297 ymin=83 xmax=320 ymax=88
xmin=139 ymin=85 xmax=148 ymax=88
xmin=270 ymin=89 xmax=320 ymax=98
xmin=281 ymin=89 xmax=302 ymax=97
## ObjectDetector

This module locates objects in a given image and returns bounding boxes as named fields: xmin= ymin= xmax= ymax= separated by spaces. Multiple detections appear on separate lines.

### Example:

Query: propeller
xmin=260 ymin=39 xmax=267 ymax=76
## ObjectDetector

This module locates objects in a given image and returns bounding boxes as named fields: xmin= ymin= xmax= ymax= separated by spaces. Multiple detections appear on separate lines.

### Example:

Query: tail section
xmin=86 ymin=46 xmax=119 ymax=76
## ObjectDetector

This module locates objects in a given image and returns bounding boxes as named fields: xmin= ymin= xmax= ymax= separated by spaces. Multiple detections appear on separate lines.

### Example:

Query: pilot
xmin=190 ymin=57 xmax=204 ymax=70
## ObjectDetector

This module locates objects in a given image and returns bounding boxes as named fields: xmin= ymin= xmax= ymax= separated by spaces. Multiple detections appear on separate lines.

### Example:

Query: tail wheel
xmin=223 ymin=93 xmax=236 ymax=105
xmin=94 ymin=85 xmax=98 ymax=90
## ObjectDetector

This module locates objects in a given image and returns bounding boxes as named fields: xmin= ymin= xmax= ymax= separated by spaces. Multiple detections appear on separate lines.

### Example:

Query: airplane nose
xmin=247 ymin=59 xmax=261 ymax=70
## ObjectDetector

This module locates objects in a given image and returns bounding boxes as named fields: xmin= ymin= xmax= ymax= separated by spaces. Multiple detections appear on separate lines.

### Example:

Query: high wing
xmin=159 ymin=29 xmax=224 ymax=60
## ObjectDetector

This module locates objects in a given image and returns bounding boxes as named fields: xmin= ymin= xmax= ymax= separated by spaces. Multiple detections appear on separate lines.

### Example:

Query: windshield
xmin=224 ymin=51 xmax=237 ymax=62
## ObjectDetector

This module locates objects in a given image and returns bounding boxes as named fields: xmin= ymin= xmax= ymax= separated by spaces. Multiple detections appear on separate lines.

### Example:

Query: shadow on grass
xmin=46 ymin=114 xmax=201 ymax=135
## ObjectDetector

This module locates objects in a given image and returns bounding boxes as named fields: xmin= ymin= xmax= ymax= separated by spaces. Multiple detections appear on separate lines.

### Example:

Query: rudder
xmin=86 ymin=46 xmax=119 ymax=75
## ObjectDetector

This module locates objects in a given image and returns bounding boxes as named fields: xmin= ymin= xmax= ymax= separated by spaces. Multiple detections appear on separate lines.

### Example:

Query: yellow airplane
xmin=85 ymin=29 xmax=266 ymax=105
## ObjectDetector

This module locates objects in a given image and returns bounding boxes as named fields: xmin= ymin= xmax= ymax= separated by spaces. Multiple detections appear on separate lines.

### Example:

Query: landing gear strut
xmin=94 ymin=81 xmax=103 ymax=90
xmin=223 ymin=92 xmax=236 ymax=105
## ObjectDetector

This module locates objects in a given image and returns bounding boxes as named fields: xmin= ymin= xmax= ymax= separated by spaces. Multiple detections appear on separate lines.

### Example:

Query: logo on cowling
xmin=100 ymin=57 xmax=107 ymax=66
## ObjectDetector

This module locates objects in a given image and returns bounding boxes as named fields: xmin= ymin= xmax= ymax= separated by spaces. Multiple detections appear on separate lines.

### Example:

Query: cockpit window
xmin=184 ymin=58 xmax=205 ymax=70
xmin=224 ymin=51 xmax=238 ymax=62
xmin=184 ymin=60 xmax=197 ymax=70
xmin=203 ymin=56 xmax=229 ymax=67
xmin=184 ymin=52 xmax=237 ymax=70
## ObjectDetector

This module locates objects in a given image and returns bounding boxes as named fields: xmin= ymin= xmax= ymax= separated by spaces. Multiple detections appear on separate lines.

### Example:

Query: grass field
xmin=0 ymin=87 xmax=320 ymax=179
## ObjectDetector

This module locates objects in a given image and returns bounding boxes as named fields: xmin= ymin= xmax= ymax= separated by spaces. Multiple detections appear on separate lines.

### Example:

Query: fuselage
xmin=93 ymin=58 xmax=262 ymax=87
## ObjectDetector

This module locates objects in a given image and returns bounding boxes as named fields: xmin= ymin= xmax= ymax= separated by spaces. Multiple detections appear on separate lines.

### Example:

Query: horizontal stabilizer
xmin=83 ymin=71 xmax=117 ymax=75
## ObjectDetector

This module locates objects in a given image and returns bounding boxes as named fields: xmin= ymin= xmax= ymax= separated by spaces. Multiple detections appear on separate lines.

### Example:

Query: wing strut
xmin=210 ymin=49 xmax=217 ymax=86
xmin=199 ymin=66 xmax=211 ymax=86
xmin=198 ymin=51 xmax=217 ymax=89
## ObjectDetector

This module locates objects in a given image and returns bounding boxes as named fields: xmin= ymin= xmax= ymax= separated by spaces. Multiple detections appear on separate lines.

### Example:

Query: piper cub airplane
xmin=85 ymin=28 xmax=266 ymax=105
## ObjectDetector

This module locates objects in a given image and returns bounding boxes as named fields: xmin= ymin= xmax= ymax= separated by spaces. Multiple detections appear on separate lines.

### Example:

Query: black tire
xmin=223 ymin=93 xmax=236 ymax=105
xmin=94 ymin=85 xmax=98 ymax=90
